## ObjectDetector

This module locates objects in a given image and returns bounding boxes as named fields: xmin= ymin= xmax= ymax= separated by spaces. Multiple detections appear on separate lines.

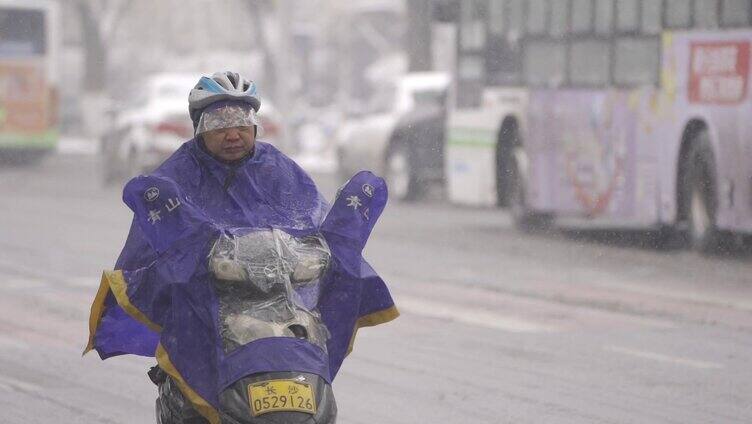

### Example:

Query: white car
xmin=336 ymin=72 xmax=450 ymax=200
xmin=101 ymin=73 xmax=198 ymax=184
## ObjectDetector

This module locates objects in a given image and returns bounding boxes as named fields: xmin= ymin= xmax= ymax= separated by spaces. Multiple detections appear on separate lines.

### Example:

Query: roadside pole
xmin=406 ymin=0 xmax=433 ymax=72
xmin=275 ymin=0 xmax=293 ymax=153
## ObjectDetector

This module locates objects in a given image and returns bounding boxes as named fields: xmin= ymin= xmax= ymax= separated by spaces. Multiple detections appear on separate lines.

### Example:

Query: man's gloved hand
xmin=208 ymin=230 xmax=286 ymax=289
xmin=290 ymin=236 xmax=330 ymax=284
xmin=208 ymin=234 xmax=251 ymax=282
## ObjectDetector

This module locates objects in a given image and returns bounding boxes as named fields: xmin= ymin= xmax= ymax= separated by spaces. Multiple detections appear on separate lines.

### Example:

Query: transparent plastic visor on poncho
xmin=209 ymin=229 xmax=331 ymax=354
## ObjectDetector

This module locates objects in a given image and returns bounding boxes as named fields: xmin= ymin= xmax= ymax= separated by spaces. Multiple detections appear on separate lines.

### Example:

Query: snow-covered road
xmin=0 ymin=153 xmax=750 ymax=423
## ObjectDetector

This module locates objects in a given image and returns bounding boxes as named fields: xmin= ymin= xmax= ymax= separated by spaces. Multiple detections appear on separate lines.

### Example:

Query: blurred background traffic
xmin=5 ymin=0 xmax=752 ymax=253
xmin=34 ymin=0 xmax=454 ymax=195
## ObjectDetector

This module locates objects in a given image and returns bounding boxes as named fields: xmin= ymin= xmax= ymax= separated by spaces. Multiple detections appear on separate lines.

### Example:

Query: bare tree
xmin=73 ymin=0 xmax=129 ymax=137
xmin=74 ymin=0 xmax=129 ymax=91
xmin=242 ymin=0 xmax=278 ymax=99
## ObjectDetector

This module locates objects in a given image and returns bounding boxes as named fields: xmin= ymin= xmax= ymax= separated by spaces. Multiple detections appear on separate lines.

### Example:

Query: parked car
xmin=101 ymin=73 xmax=198 ymax=184
xmin=336 ymin=72 xmax=450 ymax=200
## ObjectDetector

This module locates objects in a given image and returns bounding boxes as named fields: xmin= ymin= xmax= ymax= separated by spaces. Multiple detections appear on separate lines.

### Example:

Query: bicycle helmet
xmin=188 ymin=71 xmax=261 ymax=127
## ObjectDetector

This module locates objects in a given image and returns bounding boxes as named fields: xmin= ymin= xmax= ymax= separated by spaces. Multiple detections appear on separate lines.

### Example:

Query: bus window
xmin=457 ymin=55 xmax=484 ymax=107
xmin=487 ymin=0 xmax=523 ymax=86
xmin=721 ymin=0 xmax=751 ymax=27
xmin=524 ymin=41 xmax=566 ymax=87
xmin=616 ymin=0 xmax=640 ymax=32
xmin=0 ymin=9 xmax=45 ymax=56
xmin=461 ymin=21 xmax=485 ymax=51
xmin=595 ymin=0 xmax=615 ymax=34
xmin=641 ymin=0 xmax=663 ymax=34
xmin=569 ymin=40 xmax=610 ymax=86
xmin=460 ymin=1 xmax=485 ymax=51
xmin=695 ymin=0 xmax=720 ymax=28
xmin=489 ymin=0 xmax=504 ymax=35
xmin=665 ymin=0 xmax=692 ymax=28
xmin=571 ymin=0 xmax=594 ymax=33
xmin=459 ymin=55 xmax=484 ymax=80
xmin=549 ymin=0 xmax=570 ymax=37
xmin=614 ymin=37 xmax=660 ymax=86
xmin=527 ymin=0 xmax=548 ymax=35
xmin=506 ymin=0 xmax=524 ymax=37
xmin=458 ymin=1 xmax=485 ymax=107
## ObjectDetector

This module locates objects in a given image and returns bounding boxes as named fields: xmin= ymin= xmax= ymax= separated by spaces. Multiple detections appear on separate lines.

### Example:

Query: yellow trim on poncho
xmin=156 ymin=343 xmax=222 ymax=424
xmin=347 ymin=305 xmax=400 ymax=355
xmin=83 ymin=270 xmax=162 ymax=355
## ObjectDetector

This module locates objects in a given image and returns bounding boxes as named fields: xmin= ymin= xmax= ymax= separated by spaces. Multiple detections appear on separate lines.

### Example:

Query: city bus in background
xmin=0 ymin=0 xmax=60 ymax=163
xmin=444 ymin=0 xmax=752 ymax=252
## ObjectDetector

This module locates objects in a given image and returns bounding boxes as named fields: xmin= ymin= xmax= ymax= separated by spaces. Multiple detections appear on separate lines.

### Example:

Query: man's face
xmin=202 ymin=126 xmax=255 ymax=162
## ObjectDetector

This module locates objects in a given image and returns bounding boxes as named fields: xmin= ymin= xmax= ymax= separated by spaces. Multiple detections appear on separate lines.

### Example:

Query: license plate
xmin=248 ymin=379 xmax=317 ymax=416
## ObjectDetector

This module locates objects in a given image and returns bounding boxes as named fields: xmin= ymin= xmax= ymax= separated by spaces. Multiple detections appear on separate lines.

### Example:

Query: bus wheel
xmin=508 ymin=147 xmax=547 ymax=231
xmin=385 ymin=144 xmax=419 ymax=201
xmin=682 ymin=130 xmax=721 ymax=253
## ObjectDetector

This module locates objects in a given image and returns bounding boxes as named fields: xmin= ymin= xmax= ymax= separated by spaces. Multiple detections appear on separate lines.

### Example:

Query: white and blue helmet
xmin=188 ymin=71 xmax=261 ymax=127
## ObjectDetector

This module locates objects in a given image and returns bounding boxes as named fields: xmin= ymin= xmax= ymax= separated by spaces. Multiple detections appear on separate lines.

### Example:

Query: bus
xmin=444 ymin=0 xmax=752 ymax=252
xmin=0 ymin=0 xmax=59 ymax=163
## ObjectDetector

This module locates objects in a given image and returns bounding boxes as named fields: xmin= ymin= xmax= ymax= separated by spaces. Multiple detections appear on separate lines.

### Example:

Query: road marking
xmin=0 ymin=374 xmax=42 ymax=394
xmin=63 ymin=277 xmax=98 ymax=288
xmin=588 ymin=280 xmax=752 ymax=312
xmin=605 ymin=346 xmax=724 ymax=370
xmin=0 ymin=274 xmax=96 ymax=290
xmin=1 ymin=277 xmax=49 ymax=289
xmin=397 ymin=295 xmax=554 ymax=333
xmin=0 ymin=335 xmax=30 ymax=350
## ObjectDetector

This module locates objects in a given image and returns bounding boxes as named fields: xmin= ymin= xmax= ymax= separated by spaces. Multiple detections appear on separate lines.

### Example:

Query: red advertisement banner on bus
xmin=0 ymin=60 xmax=48 ymax=133
xmin=688 ymin=41 xmax=750 ymax=104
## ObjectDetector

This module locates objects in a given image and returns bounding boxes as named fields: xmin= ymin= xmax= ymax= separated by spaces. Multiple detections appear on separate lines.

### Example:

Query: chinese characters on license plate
xmin=248 ymin=379 xmax=317 ymax=416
